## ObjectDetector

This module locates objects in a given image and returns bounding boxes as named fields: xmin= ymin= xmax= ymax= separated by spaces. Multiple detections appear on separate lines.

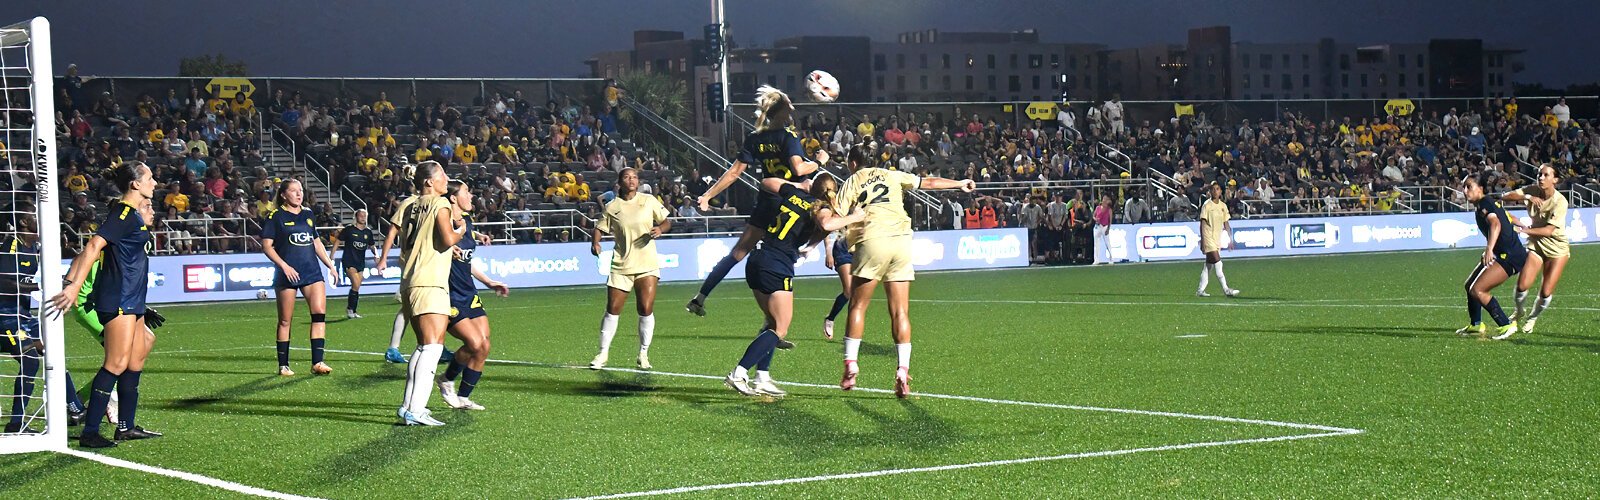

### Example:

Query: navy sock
xmin=756 ymin=343 xmax=777 ymax=371
xmin=1467 ymin=294 xmax=1483 ymax=325
xmin=443 ymin=359 xmax=464 ymax=381
xmin=83 ymin=368 xmax=118 ymax=434
xmin=826 ymin=293 xmax=849 ymax=321
xmin=1485 ymin=297 xmax=1511 ymax=326
xmin=737 ymin=330 xmax=780 ymax=369
xmin=10 ymin=351 xmax=39 ymax=425
xmin=698 ymin=255 xmax=740 ymax=298
xmin=65 ymin=371 xmax=84 ymax=413
xmin=116 ymin=370 xmax=141 ymax=431
xmin=458 ymin=368 xmax=482 ymax=398
xmin=310 ymin=338 xmax=326 ymax=365
xmin=347 ymin=292 xmax=359 ymax=312
xmin=276 ymin=340 xmax=290 ymax=367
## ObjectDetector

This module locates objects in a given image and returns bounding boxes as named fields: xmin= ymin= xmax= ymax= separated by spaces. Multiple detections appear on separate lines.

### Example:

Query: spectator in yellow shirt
xmin=544 ymin=183 xmax=569 ymax=201
xmin=1541 ymin=107 xmax=1559 ymax=131
xmin=573 ymin=174 xmax=592 ymax=201
xmin=206 ymin=95 xmax=227 ymax=116
xmin=458 ymin=142 xmax=478 ymax=164
xmin=255 ymin=191 xmax=277 ymax=218
xmin=64 ymin=165 xmax=90 ymax=194
xmin=147 ymin=127 xmax=166 ymax=146
xmin=857 ymin=114 xmax=876 ymax=139
xmin=230 ymin=93 xmax=255 ymax=117
xmin=164 ymin=182 xmax=190 ymax=213
xmin=497 ymin=140 xmax=518 ymax=163
xmin=414 ymin=138 xmax=433 ymax=162
xmin=1503 ymin=98 xmax=1518 ymax=119
xmin=372 ymin=91 xmax=396 ymax=115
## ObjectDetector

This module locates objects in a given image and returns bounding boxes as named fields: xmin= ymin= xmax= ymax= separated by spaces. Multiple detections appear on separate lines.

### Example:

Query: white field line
xmin=1176 ymin=334 xmax=1208 ymax=338
xmin=65 ymin=345 xmax=264 ymax=360
xmin=58 ymin=448 xmax=325 ymax=500
xmin=569 ymin=430 xmax=1355 ymax=499
xmin=314 ymin=347 xmax=1363 ymax=497
xmin=787 ymin=297 xmax=1600 ymax=313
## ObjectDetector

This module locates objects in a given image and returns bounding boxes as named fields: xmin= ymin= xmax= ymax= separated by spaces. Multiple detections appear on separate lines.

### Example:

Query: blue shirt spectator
xmin=185 ymin=151 xmax=208 ymax=177
xmin=1466 ymin=129 xmax=1486 ymax=153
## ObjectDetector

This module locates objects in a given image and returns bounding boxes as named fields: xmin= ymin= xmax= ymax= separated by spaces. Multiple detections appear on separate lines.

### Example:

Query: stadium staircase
xmin=262 ymin=127 xmax=356 ymax=225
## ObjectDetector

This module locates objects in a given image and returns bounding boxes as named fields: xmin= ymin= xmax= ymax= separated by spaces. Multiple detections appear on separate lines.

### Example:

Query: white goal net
xmin=0 ymin=16 xmax=66 ymax=454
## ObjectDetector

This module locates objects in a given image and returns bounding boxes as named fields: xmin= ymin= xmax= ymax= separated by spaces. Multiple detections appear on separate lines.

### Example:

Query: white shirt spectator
xmin=1057 ymin=108 xmax=1076 ymax=130
xmin=1122 ymin=197 xmax=1144 ymax=224
xmin=676 ymin=203 xmax=701 ymax=218
xmin=1552 ymin=101 xmax=1571 ymax=124
xmin=1381 ymin=164 xmax=1405 ymax=183
xmin=1020 ymin=202 xmax=1044 ymax=229
xmin=1167 ymin=194 xmax=1193 ymax=221
xmin=897 ymin=155 xmax=918 ymax=172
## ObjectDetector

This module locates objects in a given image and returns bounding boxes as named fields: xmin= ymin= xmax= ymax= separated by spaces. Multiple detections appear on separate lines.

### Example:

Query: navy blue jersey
xmin=1475 ymin=198 xmax=1526 ymax=255
xmin=338 ymin=224 xmax=374 ymax=266
xmin=92 ymin=201 xmax=150 ymax=315
xmin=757 ymin=184 xmax=821 ymax=262
xmin=261 ymin=208 xmax=324 ymax=287
xmin=448 ymin=219 xmax=478 ymax=305
xmin=737 ymin=128 xmax=807 ymax=181
xmin=0 ymin=236 xmax=39 ymax=296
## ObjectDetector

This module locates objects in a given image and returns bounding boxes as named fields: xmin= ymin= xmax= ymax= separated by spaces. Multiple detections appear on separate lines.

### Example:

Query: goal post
xmin=0 ymin=16 xmax=66 ymax=454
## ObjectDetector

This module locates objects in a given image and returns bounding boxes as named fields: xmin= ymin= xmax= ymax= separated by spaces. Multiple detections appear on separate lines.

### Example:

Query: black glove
xmin=146 ymin=308 xmax=166 ymax=330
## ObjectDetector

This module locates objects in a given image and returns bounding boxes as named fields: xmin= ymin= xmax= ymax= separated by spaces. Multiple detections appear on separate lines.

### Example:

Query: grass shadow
xmin=299 ymin=416 xmax=470 ymax=487
xmin=3 ymin=453 xmax=79 ymax=491
xmin=1235 ymin=325 xmax=1443 ymax=339
xmin=158 ymin=397 xmax=396 ymax=425
xmin=164 ymin=375 xmax=310 ymax=410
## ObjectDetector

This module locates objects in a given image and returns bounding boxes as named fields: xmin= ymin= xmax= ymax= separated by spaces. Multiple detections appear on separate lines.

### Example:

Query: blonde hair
xmin=752 ymin=85 xmax=793 ymax=133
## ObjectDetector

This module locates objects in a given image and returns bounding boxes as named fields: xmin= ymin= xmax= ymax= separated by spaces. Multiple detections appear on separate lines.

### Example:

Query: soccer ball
xmin=256 ymin=289 xmax=269 ymax=300
xmin=806 ymin=70 xmax=839 ymax=103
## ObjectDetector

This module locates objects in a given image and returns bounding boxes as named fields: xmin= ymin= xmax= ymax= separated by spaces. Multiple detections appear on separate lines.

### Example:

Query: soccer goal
xmin=0 ymin=16 xmax=66 ymax=454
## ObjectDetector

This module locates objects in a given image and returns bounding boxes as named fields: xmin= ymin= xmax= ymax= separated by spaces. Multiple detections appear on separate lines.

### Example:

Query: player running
xmin=834 ymin=148 xmax=975 ymax=398
xmin=51 ymin=162 xmax=162 ymax=447
xmin=435 ymin=181 xmax=509 ymax=411
xmin=394 ymin=161 xmax=463 ymax=426
xmin=725 ymin=174 xmax=863 ymax=396
xmin=1502 ymin=164 xmax=1571 ymax=336
xmin=590 ymin=168 xmax=671 ymax=370
xmin=685 ymin=86 xmax=826 ymax=317
xmin=330 ymin=209 xmax=375 ymax=319
xmin=262 ymin=179 xmax=338 ymax=377
xmin=2 ymin=202 xmax=90 ymax=433
xmin=1455 ymin=174 xmax=1522 ymax=339
xmin=1197 ymin=182 xmax=1241 ymax=297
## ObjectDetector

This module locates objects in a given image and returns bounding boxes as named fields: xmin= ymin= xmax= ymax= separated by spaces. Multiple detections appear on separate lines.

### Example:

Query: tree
xmin=178 ymin=54 xmax=249 ymax=77
xmin=616 ymin=72 xmax=688 ymax=129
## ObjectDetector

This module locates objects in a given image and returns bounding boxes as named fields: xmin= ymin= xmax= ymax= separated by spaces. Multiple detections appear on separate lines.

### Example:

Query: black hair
xmin=114 ymin=161 xmax=149 ymax=194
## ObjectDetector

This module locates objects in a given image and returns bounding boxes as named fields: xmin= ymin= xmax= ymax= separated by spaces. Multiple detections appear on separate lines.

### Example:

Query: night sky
xmin=3 ymin=0 xmax=1594 ymax=86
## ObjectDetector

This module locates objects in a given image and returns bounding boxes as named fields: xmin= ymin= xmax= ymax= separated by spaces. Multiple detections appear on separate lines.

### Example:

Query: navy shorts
xmin=274 ymin=268 xmax=325 ymax=290
xmin=95 ymin=310 xmax=145 ymax=328
xmin=745 ymin=249 xmax=796 ymax=294
xmin=1495 ymin=246 xmax=1528 ymax=276
xmin=341 ymin=259 xmax=367 ymax=274
xmin=449 ymin=295 xmax=487 ymax=326
xmin=831 ymin=239 xmax=854 ymax=266
xmin=1 ymin=309 xmax=37 ymax=356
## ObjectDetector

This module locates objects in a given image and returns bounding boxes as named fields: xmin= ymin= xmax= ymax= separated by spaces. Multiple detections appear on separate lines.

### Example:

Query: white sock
xmin=1198 ymin=263 xmax=1211 ymax=292
xmin=843 ymin=337 xmax=861 ymax=361
xmin=637 ymin=314 xmax=655 ymax=351
xmin=1529 ymin=295 xmax=1553 ymax=320
xmin=755 ymin=370 xmax=771 ymax=382
xmin=403 ymin=344 xmax=443 ymax=413
xmin=598 ymin=313 xmax=619 ymax=353
xmin=732 ymin=365 xmax=748 ymax=379
xmin=896 ymin=343 xmax=912 ymax=369
xmin=388 ymin=312 xmax=407 ymax=350
xmin=1514 ymin=290 xmax=1529 ymax=318
xmin=1214 ymin=261 xmax=1231 ymax=291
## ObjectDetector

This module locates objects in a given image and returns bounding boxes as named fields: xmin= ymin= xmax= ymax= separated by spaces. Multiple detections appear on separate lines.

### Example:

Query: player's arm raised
xmin=919 ymin=176 xmax=977 ymax=192
xmin=698 ymin=160 xmax=749 ymax=211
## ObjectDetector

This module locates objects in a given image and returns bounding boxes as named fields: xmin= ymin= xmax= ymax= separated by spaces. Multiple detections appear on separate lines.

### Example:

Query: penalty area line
xmin=58 ymin=448 xmax=325 ymax=500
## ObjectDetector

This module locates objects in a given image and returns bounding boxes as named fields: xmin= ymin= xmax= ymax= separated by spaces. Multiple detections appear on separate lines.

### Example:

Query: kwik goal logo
xmin=1352 ymin=224 xmax=1421 ymax=243
xmin=957 ymin=235 xmax=1022 ymax=263
xmin=490 ymin=256 xmax=581 ymax=278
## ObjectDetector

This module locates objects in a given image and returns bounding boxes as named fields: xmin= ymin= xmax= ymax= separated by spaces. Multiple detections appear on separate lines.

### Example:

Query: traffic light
xmin=704 ymin=23 xmax=725 ymax=68
xmin=705 ymin=82 xmax=724 ymax=122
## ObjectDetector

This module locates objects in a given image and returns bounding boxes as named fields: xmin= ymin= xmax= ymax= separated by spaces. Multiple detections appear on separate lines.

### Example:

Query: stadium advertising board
xmin=131 ymin=229 xmax=1029 ymax=304
xmin=1110 ymin=209 xmax=1596 ymax=262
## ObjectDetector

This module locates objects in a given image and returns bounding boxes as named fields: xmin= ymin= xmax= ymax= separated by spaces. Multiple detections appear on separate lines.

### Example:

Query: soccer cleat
xmin=823 ymin=319 xmax=835 ymax=340
xmin=451 ymin=398 xmax=486 ymax=411
xmin=636 ymin=351 xmax=652 ymax=370
xmin=840 ymin=361 xmax=859 ymax=391
xmin=752 ymin=378 xmax=787 ymax=397
xmin=68 ymin=409 xmax=87 ymax=427
xmin=398 ymin=408 xmax=446 ymax=426
xmin=1225 ymin=288 xmax=1241 ymax=297
xmin=685 ymin=298 xmax=707 ymax=317
xmin=114 ymin=426 xmax=163 ymax=441
xmin=4 ymin=422 xmax=25 ymax=434
xmin=1491 ymin=322 xmax=1519 ymax=340
xmin=894 ymin=368 xmax=913 ymax=399
xmin=278 ymin=366 xmax=295 ymax=377
xmin=1195 ymin=290 xmax=1211 ymax=297
xmin=589 ymin=352 xmax=609 ymax=370
xmin=724 ymin=373 xmax=758 ymax=396
xmin=1521 ymin=316 xmax=1538 ymax=335
xmin=437 ymin=376 xmax=461 ymax=409
xmin=384 ymin=347 xmax=407 ymax=364
xmin=79 ymin=431 xmax=117 ymax=448
xmin=1455 ymin=324 xmax=1485 ymax=337
xmin=439 ymin=348 xmax=455 ymax=364
xmin=312 ymin=362 xmax=333 ymax=375
xmin=346 ymin=310 xmax=363 ymax=319
xmin=776 ymin=339 xmax=795 ymax=350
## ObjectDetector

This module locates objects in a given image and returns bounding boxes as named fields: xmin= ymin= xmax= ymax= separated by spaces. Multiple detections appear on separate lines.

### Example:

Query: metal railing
xmin=305 ymin=153 xmax=367 ymax=214
xmin=155 ymin=216 xmax=262 ymax=255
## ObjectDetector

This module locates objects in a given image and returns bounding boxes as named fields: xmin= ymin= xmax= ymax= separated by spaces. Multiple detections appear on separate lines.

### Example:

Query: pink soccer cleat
xmin=840 ymin=360 xmax=858 ymax=391
xmin=894 ymin=367 xmax=912 ymax=399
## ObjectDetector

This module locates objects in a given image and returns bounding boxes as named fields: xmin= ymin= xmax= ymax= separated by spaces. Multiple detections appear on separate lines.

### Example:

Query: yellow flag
xmin=1384 ymin=99 xmax=1415 ymax=116
xmin=1174 ymin=103 xmax=1195 ymax=117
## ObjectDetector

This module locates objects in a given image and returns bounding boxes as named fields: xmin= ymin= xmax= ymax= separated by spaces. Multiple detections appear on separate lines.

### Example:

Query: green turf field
xmin=3 ymin=245 xmax=1598 ymax=498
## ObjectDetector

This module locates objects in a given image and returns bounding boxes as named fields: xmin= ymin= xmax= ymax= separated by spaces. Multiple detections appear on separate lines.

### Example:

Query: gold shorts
xmin=1530 ymin=236 xmax=1570 ymax=259
xmin=402 ymin=286 xmax=451 ymax=317
xmin=851 ymin=235 xmax=915 ymax=282
xmin=607 ymin=269 xmax=660 ymax=292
